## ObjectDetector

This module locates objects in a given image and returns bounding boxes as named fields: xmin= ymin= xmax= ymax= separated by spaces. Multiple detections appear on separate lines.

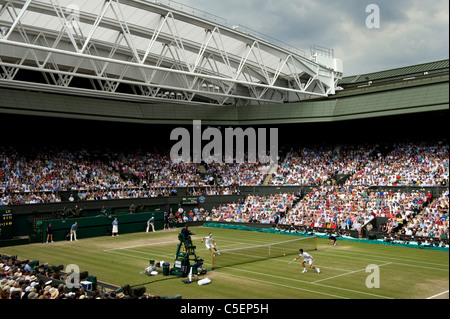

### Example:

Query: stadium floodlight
xmin=0 ymin=26 xmax=8 ymax=38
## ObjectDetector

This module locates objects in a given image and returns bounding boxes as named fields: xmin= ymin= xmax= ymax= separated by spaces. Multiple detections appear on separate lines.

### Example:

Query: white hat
xmin=10 ymin=287 xmax=22 ymax=293
xmin=28 ymin=291 xmax=38 ymax=299
xmin=0 ymin=278 xmax=7 ymax=287
xmin=49 ymin=287 xmax=59 ymax=299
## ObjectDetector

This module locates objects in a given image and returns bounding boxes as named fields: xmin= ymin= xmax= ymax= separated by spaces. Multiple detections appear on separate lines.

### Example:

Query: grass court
xmin=1 ymin=226 xmax=448 ymax=299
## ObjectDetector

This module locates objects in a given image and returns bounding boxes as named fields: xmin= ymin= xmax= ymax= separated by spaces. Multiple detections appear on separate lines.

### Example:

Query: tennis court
xmin=1 ymin=226 xmax=448 ymax=299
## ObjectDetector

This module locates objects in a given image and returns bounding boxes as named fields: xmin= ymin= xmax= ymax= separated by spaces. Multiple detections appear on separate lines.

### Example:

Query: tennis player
xmin=202 ymin=233 xmax=220 ymax=255
xmin=292 ymin=249 xmax=320 ymax=273
xmin=202 ymin=233 xmax=220 ymax=269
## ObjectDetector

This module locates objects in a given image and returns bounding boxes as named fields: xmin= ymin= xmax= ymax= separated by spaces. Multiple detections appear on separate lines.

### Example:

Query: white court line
xmin=103 ymin=235 xmax=246 ymax=252
xmin=221 ymin=265 xmax=393 ymax=299
xmin=104 ymin=240 xmax=393 ymax=299
xmin=106 ymin=240 xmax=448 ymax=272
xmin=105 ymin=240 xmax=351 ymax=273
xmin=107 ymin=248 xmax=393 ymax=299
xmin=102 ymin=231 xmax=443 ymax=299
xmin=313 ymin=262 xmax=392 ymax=283
xmin=103 ymin=232 xmax=448 ymax=274
xmin=104 ymin=239 xmax=180 ymax=251
xmin=315 ymin=251 xmax=448 ymax=272
xmin=105 ymin=249 xmax=173 ymax=261
xmin=426 ymin=290 xmax=449 ymax=299
xmin=316 ymin=249 xmax=449 ymax=270
xmin=211 ymin=233 xmax=449 ymax=271
xmin=106 ymin=241 xmax=351 ymax=273
xmin=224 ymin=272 xmax=349 ymax=299
xmin=103 ymin=234 xmax=410 ymax=274
xmin=103 ymin=235 xmax=279 ymax=253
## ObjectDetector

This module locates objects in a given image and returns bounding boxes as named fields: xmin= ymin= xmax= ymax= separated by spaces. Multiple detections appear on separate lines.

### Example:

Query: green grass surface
xmin=1 ymin=226 xmax=448 ymax=299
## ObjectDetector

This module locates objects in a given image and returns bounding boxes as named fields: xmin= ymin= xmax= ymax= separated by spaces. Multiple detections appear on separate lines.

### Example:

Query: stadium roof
xmin=1 ymin=58 xmax=447 ymax=125
xmin=0 ymin=0 xmax=343 ymax=106
xmin=338 ymin=59 xmax=449 ymax=86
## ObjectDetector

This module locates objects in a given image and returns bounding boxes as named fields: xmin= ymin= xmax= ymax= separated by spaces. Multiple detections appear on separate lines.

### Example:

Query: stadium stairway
xmin=199 ymin=165 xmax=207 ymax=174
xmin=263 ymin=163 xmax=279 ymax=185
xmin=333 ymin=144 xmax=342 ymax=157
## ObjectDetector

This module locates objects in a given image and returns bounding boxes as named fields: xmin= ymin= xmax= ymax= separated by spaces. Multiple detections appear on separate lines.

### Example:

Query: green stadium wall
xmin=40 ymin=211 xmax=164 ymax=243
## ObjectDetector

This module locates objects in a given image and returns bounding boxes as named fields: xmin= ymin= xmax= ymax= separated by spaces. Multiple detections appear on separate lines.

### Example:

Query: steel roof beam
xmin=0 ymin=0 xmax=342 ymax=105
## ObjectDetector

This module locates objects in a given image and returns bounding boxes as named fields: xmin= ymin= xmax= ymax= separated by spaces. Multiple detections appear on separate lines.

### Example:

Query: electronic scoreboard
xmin=0 ymin=208 xmax=13 ymax=240
xmin=181 ymin=197 xmax=198 ymax=205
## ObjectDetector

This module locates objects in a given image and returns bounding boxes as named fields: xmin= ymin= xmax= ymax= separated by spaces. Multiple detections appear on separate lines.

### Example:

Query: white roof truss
xmin=0 ymin=0 xmax=343 ymax=106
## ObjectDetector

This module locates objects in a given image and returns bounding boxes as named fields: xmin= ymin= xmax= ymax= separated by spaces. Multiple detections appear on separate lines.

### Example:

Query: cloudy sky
xmin=172 ymin=0 xmax=449 ymax=76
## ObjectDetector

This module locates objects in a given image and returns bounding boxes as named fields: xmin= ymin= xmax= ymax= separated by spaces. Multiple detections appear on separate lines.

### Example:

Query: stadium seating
xmin=0 ymin=254 xmax=165 ymax=299
xmin=0 ymin=140 xmax=448 ymax=245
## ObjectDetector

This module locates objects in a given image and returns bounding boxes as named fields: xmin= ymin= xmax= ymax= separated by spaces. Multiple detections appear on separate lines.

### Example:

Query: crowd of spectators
xmin=1 ymin=140 xmax=448 ymax=206
xmin=270 ymin=141 xmax=448 ymax=187
xmin=0 ymin=255 xmax=165 ymax=299
xmin=75 ymin=186 xmax=173 ymax=201
xmin=0 ymin=256 xmax=89 ymax=299
xmin=170 ymin=191 xmax=301 ymax=224
xmin=0 ymin=140 xmax=448 ymax=242
xmin=269 ymin=144 xmax=362 ymax=186
xmin=186 ymin=186 xmax=241 ymax=196
xmin=0 ymin=147 xmax=271 ymax=205
xmin=1 ymin=139 xmax=448 ymax=300
xmin=344 ymin=141 xmax=448 ymax=187
xmin=166 ymin=183 xmax=448 ymax=244
xmin=285 ymin=185 xmax=372 ymax=231
xmin=285 ymin=185 xmax=428 ymax=229
xmin=0 ymin=147 xmax=120 ymax=194
xmin=204 ymin=161 xmax=270 ymax=187
xmin=1 ymin=191 xmax=62 ymax=205
xmin=207 ymin=192 xmax=299 ymax=223
xmin=397 ymin=189 xmax=449 ymax=240
xmin=283 ymin=185 xmax=448 ymax=244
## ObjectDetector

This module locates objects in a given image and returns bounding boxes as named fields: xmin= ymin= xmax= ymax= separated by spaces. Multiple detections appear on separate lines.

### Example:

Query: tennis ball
xmin=283 ymin=253 xmax=286 ymax=256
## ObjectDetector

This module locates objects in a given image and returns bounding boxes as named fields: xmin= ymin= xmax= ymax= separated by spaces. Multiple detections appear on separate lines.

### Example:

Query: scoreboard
xmin=0 ymin=208 xmax=13 ymax=240
xmin=181 ymin=197 xmax=198 ymax=205
xmin=181 ymin=196 xmax=205 ymax=205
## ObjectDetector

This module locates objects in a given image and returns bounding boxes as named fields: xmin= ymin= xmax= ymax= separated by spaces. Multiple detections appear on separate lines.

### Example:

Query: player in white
xmin=202 ymin=233 xmax=220 ymax=255
xmin=201 ymin=233 xmax=220 ymax=269
xmin=292 ymin=249 xmax=320 ymax=273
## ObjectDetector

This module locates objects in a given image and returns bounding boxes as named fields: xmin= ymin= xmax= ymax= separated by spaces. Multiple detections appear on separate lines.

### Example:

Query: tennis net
xmin=212 ymin=235 xmax=317 ymax=268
